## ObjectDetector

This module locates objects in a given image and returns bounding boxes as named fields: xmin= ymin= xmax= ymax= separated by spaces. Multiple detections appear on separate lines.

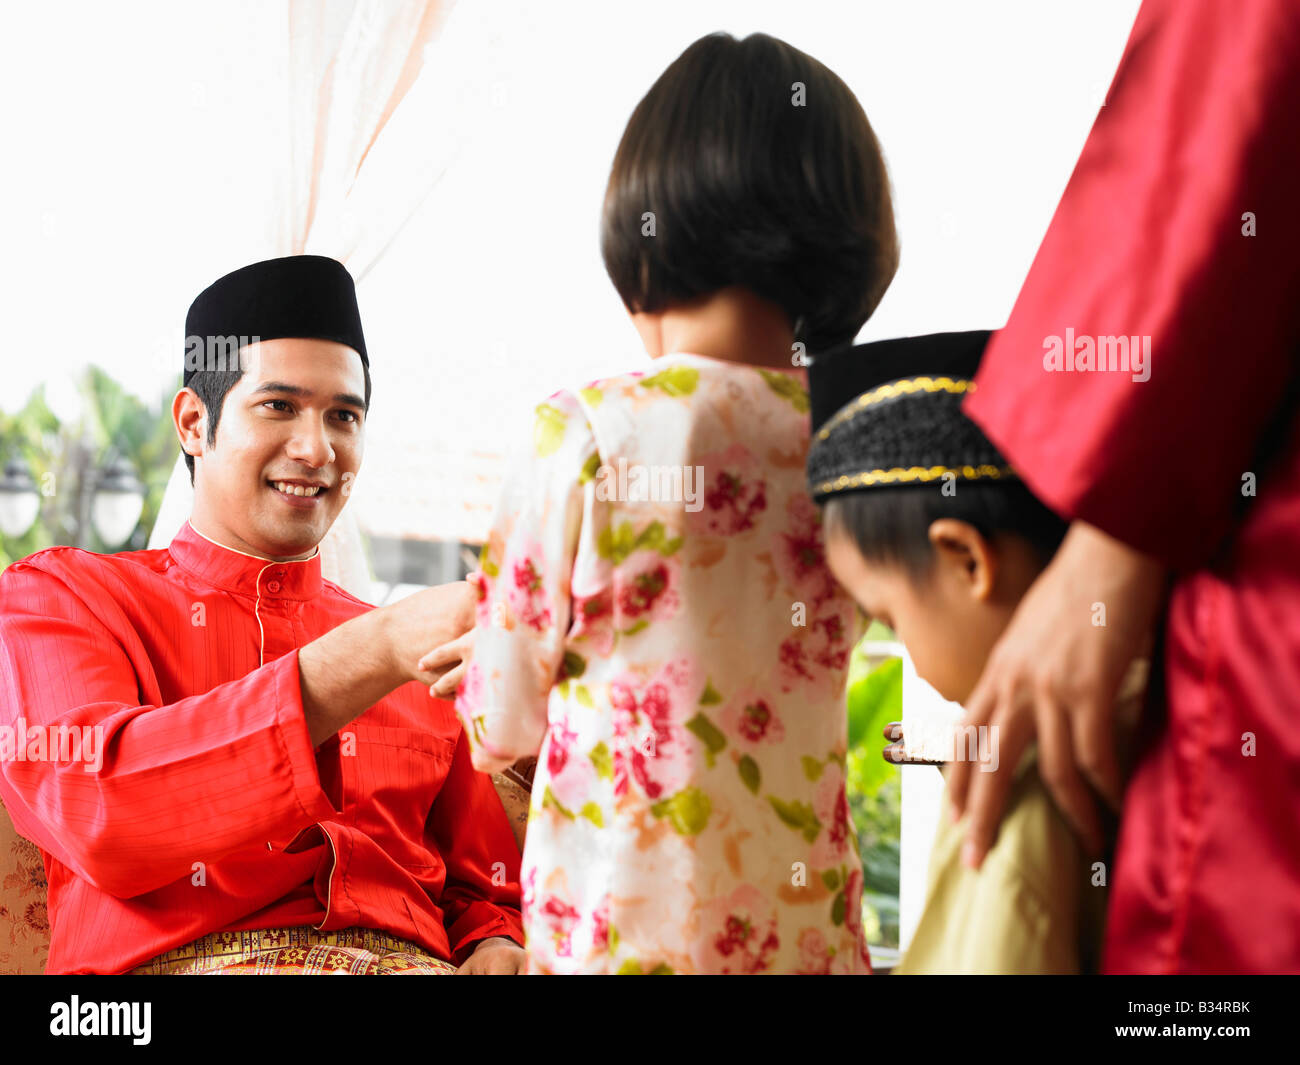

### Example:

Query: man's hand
xmin=379 ymin=581 xmax=476 ymax=687
xmin=418 ymin=629 xmax=474 ymax=699
xmin=946 ymin=521 xmax=1167 ymax=870
xmin=455 ymin=937 xmax=527 ymax=974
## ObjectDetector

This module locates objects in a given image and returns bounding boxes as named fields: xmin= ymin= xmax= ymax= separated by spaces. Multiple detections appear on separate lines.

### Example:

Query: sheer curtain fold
xmin=150 ymin=0 xmax=453 ymax=601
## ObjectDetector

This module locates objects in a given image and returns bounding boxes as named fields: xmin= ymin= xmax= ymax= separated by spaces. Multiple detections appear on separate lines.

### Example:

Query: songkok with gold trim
xmin=806 ymin=330 xmax=1017 ymax=502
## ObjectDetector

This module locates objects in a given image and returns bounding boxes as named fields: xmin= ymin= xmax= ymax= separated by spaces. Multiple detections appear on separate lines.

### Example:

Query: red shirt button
xmin=267 ymin=580 xmax=282 ymax=593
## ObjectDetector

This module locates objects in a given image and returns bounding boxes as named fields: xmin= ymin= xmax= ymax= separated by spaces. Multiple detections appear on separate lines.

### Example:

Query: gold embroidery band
xmin=814 ymin=463 xmax=1014 ymax=497
xmin=815 ymin=376 xmax=977 ymax=442
xmin=127 ymin=925 xmax=458 ymax=975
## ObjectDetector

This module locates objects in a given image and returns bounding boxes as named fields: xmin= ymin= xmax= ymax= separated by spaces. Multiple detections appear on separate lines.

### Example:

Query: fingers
xmin=431 ymin=662 xmax=466 ymax=699
xmin=1071 ymin=697 xmax=1123 ymax=813
xmin=1035 ymin=690 xmax=1104 ymax=857
xmin=947 ymin=678 xmax=995 ymax=822
xmin=883 ymin=722 xmax=902 ymax=742
xmin=418 ymin=638 xmax=463 ymax=675
xmin=959 ymin=695 xmax=1034 ymax=870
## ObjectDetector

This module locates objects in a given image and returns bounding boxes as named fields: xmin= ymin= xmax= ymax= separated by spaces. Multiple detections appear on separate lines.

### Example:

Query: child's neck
xmin=643 ymin=287 xmax=799 ymax=370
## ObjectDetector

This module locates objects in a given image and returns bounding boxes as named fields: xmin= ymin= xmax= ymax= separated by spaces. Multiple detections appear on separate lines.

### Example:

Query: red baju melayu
xmin=0 ymin=521 xmax=523 ymax=974
xmin=965 ymin=0 xmax=1300 ymax=972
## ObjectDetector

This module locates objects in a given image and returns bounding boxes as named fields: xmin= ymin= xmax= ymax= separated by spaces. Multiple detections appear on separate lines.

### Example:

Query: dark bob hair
xmin=601 ymin=32 xmax=898 ymax=352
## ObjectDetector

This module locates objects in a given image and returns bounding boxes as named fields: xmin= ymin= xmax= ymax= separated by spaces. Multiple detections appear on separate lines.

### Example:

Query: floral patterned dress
xmin=455 ymin=352 xmax=868 ymax=974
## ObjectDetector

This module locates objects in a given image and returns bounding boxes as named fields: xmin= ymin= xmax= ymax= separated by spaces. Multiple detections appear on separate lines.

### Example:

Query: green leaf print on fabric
xmin=757 ymin=369 xmax=810 ymax=413
xmin=616 ymin=959 xmax=675 ymax=975
xmin=574 ymin=684 xmax=595 ymax=708
xmin=686 ymin=712 xmax=727 ymax=767
xmin=562 ymin=650 xmax=586 ymax=679
xmin=542 ymin=785 xmax=576 ymax=820
xmin=738 ymin=754 xmax=761 ymax=794
xmin=579 ymin=386 xmax=604 ymax=407
xmin=768 ymin=796 xmax=823 ymax=843
xmin=831 ymin=889 xmax=847 ymax=926
xmin=699 ymin=679 xmax=723 ymax=706
xmin=801 ymin=755 xmax=824 ymax=781
xmin=579 ymin=801 xmax=604 ymax=827
xmin=534 ymin=401 xmax=568 ymax=457
xmin=821 ymin=868 xmax=841 ymax=891
xmin=639 ymin=365 xmax=699 ymax=397
xmin=597 ymin=520 xmax=684 ymax=564
xmin=478 ymin=544 xmax=498 ymax=578
xmin=589 ymin=742 xmax=613 ymax=780
xmin=578 ymin=451 xmax=602 ymax=484
xmin=649 ymin=787 xmax=712 ymax=835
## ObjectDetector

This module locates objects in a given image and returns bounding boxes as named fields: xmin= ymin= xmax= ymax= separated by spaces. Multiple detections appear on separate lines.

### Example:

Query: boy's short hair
xmin=601 ymin=32 xmax=898 ymax=352
xmin=823 ymin=481 xmax=1068 ymax=578
xmin=807 ymin=330 xmax=1068 ymax=574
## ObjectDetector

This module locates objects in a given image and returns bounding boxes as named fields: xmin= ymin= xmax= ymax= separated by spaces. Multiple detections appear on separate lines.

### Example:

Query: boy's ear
xmin=173 ymin=387 xmax=206 ymax=463
xmin=927 ymin=518 xmax=996 ymax=600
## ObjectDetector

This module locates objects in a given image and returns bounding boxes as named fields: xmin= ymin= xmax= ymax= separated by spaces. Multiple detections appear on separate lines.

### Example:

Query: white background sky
xmin=0 ymin=0 xmax=1141 ymax=538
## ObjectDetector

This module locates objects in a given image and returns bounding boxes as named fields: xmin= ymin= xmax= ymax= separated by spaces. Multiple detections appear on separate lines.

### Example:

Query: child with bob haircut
xmin=808 ymin=329 xmax=1146 ymax=974
xmin=424 ymin=32 xmax=897 ymax=973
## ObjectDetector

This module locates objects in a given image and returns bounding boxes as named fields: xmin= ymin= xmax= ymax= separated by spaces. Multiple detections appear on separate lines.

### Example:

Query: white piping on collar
xmin=185 ymin=520 xmax=319 ymax=668
xmin=185 ymin=519 xmax=321 ymax=564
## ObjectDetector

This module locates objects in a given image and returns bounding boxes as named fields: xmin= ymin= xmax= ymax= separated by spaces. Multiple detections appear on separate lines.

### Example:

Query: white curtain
xmin=150 ymin=0 xmax=459 ymax=600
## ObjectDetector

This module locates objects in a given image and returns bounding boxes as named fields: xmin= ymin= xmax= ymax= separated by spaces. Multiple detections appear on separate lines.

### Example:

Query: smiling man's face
xmin=181 ymin=337 xmax=367 ymax=560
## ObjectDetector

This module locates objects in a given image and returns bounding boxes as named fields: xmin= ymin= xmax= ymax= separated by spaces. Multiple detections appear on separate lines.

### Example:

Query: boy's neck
xmin=643 ymin=287 xmax=799 ymax=369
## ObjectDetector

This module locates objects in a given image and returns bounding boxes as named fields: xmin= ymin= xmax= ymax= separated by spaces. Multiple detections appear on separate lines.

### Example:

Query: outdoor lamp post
xmin=91 ymin=456 xmax=145 ymax=548
xmin=0 ymin=459 xmax=41 ymax=539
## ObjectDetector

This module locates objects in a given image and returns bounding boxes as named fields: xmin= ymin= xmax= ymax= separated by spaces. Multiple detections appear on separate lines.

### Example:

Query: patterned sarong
xmin=127 ymin=926 xmax=458 ymax=974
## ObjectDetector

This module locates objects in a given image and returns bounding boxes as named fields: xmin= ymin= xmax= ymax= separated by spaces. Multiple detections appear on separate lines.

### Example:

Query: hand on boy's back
xmin=945 ymin=521 xmax=1168 ymax=872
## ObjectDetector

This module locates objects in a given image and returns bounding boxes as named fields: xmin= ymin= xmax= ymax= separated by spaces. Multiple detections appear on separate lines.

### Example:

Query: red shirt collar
xmin=168 ymin=520 xmax=324 ymax=601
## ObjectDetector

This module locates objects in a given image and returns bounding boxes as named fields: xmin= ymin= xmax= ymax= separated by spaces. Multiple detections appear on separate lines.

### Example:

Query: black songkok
xmin=806 ymin=330 xmax=1018 ymax=502
xmin=184 ymin=255 xmax=367 ymax=388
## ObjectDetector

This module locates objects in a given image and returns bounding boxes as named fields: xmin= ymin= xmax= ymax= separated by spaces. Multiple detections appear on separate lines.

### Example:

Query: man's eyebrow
xmin=251 ymin=382 xmax=365 ymax=409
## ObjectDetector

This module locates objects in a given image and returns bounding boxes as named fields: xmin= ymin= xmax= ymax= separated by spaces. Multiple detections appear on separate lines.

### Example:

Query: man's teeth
xmin=273 ymin=482 xmax=323 ymax=497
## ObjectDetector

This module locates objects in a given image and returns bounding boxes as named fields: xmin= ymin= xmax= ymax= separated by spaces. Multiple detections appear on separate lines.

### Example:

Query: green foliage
xmin=0 ymin=367 xmax=178 ymax=565
xmin=843 ymin=632 xmax=903 ymax=952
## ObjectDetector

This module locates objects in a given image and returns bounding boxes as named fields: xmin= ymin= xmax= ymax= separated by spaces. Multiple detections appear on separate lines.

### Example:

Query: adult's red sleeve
xmin=426 ymin=729 xmax=525 ymax=963
xmin=965 ymin=0 xmax=1300 ymax=571
xmin=0 ymin=558 xmax=338 ymax=899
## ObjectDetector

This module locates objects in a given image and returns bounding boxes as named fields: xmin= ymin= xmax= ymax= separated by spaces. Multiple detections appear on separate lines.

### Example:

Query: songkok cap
xmin=184 ymin=255 xmax=367 ymax=387
xmin=806 ymin=330 xmax=1017 ymax=502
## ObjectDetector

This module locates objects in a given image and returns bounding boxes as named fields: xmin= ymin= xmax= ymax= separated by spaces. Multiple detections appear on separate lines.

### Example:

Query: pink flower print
xmin=537 ymin=893 xmax=581 ymax=958
xmin=509 ymin=556 xmax=552 ymax=632
xmin=720 ymin=687 xmax=786 ymax=750
xmin=543 ymin=716 xmax=597 ymax=811
xmin=772 ymin=493 xmax=838 ymax=610
xmin=614 ymin=554 xmax=680 ymax=629
xmin=609 ymin=660 xmax=695 ymax=800
xmin=591 ymin=900 xmax=611 ymax=954
xmin=777 ymin=634 xmax=815 ymax=690
xmin=691 ymin=885 xmax=781 ymax=974
xmin=809 ymin=762 xmax=855 ymax=868
xmin=690 ymin=443 xmax=768 ymax=537
xmin=796 ymin=927 xmax=833 ymax=975
xmin=547 ymin=717 xmax=578 ymax=777
xmin=841 ymin=868 xmax=871 ymax=971
xmin=571 ymin=588 xmax=615 ymax=655
xmin=454 ymin=658 xmax=481 ymax=711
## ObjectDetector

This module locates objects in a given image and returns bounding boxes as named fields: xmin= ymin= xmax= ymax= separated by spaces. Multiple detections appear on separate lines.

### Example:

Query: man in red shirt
xmin=0 ymin=255 xmax=526 ymax=974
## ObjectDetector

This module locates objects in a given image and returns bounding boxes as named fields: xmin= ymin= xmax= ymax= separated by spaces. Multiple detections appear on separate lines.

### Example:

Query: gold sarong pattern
xmin=127 ymin=925 xmax=458 ymax=975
